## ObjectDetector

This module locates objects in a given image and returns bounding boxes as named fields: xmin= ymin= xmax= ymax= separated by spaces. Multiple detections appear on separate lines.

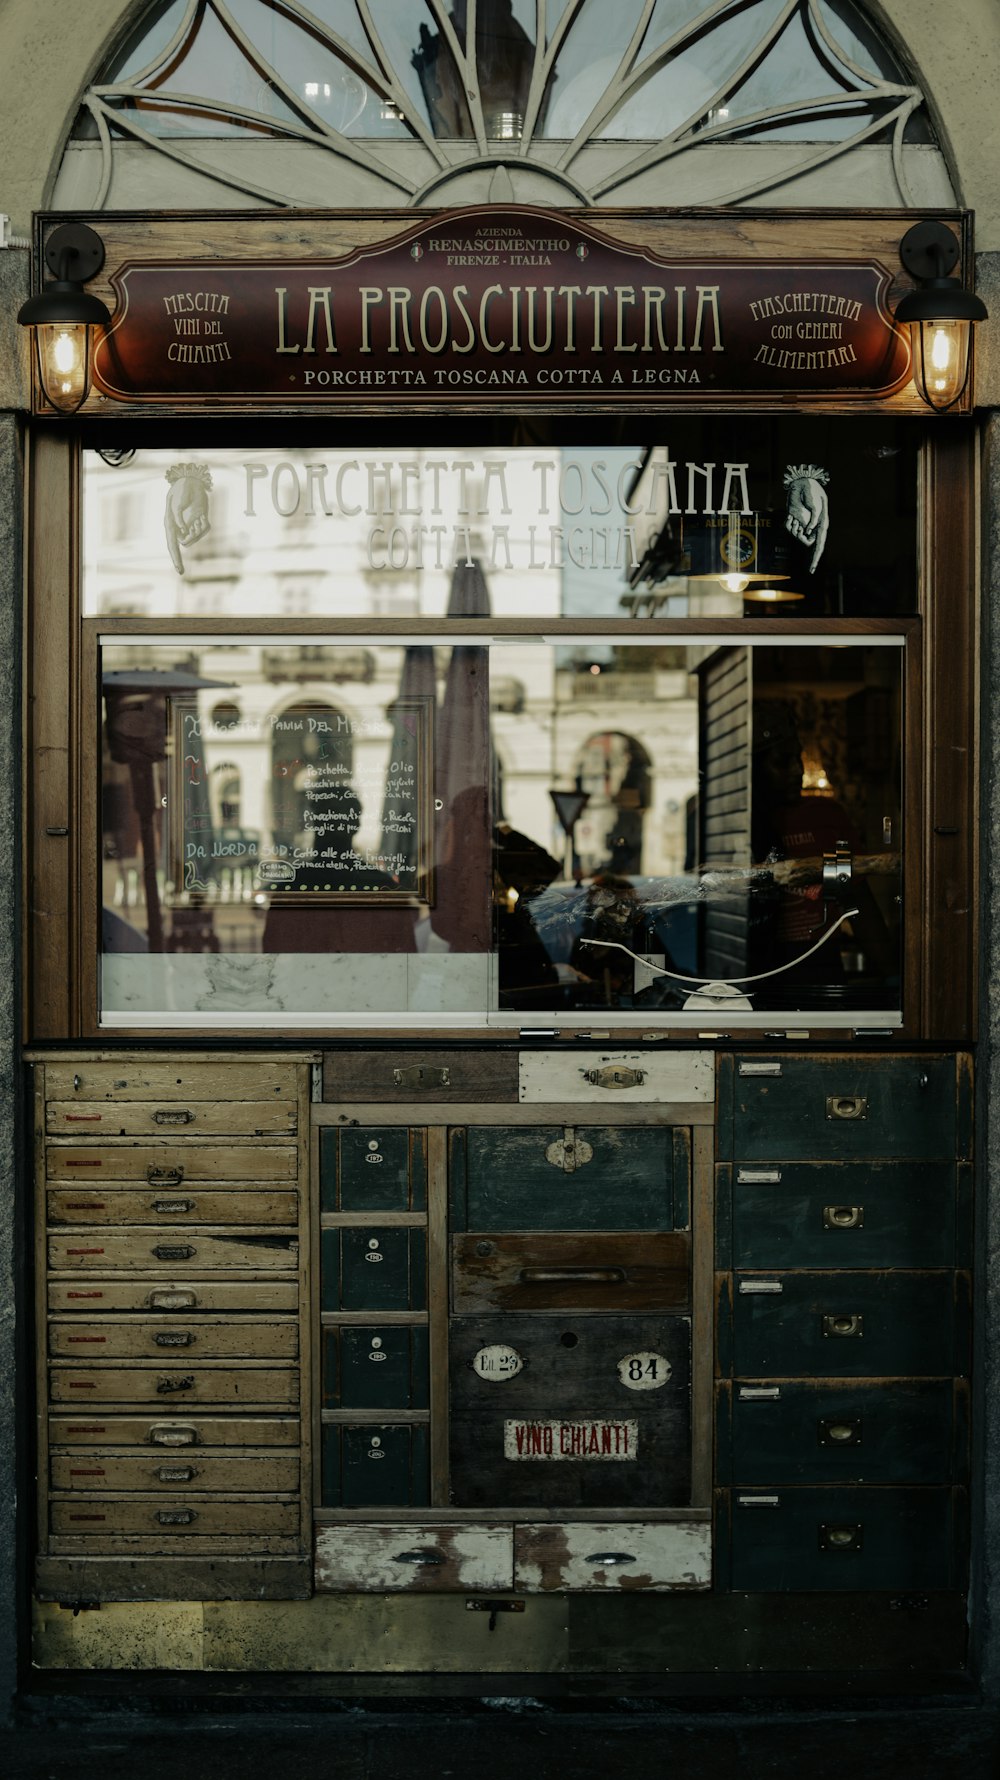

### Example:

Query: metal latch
xmin=466 ymin=1599 xmax=526 ymax=1633
xmin=822 ymin=840 xmax=853 ymax=889
xmin=582 ymin=1065 xmax=644 ymax=1090
xmin=392 ymin=1064 xmax=451 ymax=1089
xmin=545 ymin=1127 xmax=594 ymax=1172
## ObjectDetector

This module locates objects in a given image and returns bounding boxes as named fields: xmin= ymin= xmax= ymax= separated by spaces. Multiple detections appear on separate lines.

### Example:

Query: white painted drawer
xmin=314 ymin=1524 xmax=513 ymax=1592
xmin=518 ymin=1050 xmax=714 ymax=1104
xmin=514 ymin=1520 xmax=711 ymax=1590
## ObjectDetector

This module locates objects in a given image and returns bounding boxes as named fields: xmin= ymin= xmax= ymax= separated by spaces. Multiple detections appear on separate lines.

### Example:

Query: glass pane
xmin=83 ymin=424 xmax=919 ymax=622
xmin=99 ymin=636 xmax=902 ymax=1027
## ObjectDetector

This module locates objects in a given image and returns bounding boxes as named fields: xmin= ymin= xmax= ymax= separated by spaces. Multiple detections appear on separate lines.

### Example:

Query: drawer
xmin=48 ymin=1414 xmax=300 ymax=1449
xmin=50 ymin=1450 xmax=300 ymax=1492
xmin=47 ymin=1278 xmax=299 ymax=1314
xmin=324 ymin=1050 xmax=518 ymax=1103
xmin=47 ymin=1188 xmax=298 ymax=1227
xmin=46 ymin=1101 xmax=297 ymax=1138
xmin=321 ymin=1226 xmax=427 ymax=1312
xmin=452 ymin=1126 xmax=685 ymax=1232
xmin=49 ymin=1317 xmax=298 ymax=1361
xmin=728 ymin=1161 xmax=957 ymax=1269
xmin=518 ymin=1049 xmax=714 ymax=1105
xmin=48 ymin=1230 xmax=299 ymax=1271
xmin=722 ymin=1379 xmax=962 ymax=1485
xmin=730 ymin=1271 xmax=967 ymax=1377
xmin=321 ymin=1127 xmax=427 ymax=1212
xmin=725 ymin=1486 xmax=963 ymax=1591
xmin=731 ymin=1056 xmax=958 ymax=1160
xmin=452 ymin=1231 xmax=688 ymax=1314
xmin=49 ymin=1364 xmax=299 ymax=1407
xmin=46 ymin=1144 xmax=297 ymax=1181
xmin=449 ymin=1411 xmax=690 ymax=1510
xmin=43 ymin=1061 xmax=296 ymax=1103
xmin=314 ymin=1524 xmax=513 ymax=1593
xmin=514 ymin=1521 xmax=711 ymax=1591
xmin=450 ymin=1313 xmax=690 ymax=1414
xmin=320 ymin=1423 xmax=429 ymax=1507
xmin=322 ymin=1324 xmax=429 ymax=1410
xmin=50 ymin=1496 xmax=299 ymax=1538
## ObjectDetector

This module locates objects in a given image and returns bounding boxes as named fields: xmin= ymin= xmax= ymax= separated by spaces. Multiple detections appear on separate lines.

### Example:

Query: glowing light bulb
xmin=52 ymin=329 xmax=78 ymax=375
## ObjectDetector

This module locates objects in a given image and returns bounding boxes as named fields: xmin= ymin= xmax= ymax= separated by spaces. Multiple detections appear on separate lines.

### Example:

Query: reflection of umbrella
xmin=103 ymin=667 xmax=232 ymax=951
xmin=433 ymin=560 xmax=492 ymax=950
xmin=379 ymin=645 xmax=436 ymax=888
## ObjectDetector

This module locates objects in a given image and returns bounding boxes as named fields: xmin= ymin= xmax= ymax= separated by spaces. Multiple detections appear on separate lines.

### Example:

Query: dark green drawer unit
xmin=322 ymin=1325 xmax=429 ymax=1411
xmin=723 ymin=1055 xmax=969 ymax=1163
xmin=721 ymin=1161 xmax=966 ymax=1271
xmin=449 ymin=1313 xmax=691 ymax=1510
xmin=719 ymin=1487 xmax=966 ymax=1592
xmin=320 ymin=1126 xmax=427 ymax=1212
xmin=321 ymin=1423 xmax=430 ymax=1508
xmin=717 ymin=1379 xmax=967 ymax=1485
xmin=450 ymin=1125 xmax=688 ymax=1231
xmin=321 ymin=1226 xmax=427 ymax=1312
xmin=728 ymin=1271 xmax=968 ymax=1378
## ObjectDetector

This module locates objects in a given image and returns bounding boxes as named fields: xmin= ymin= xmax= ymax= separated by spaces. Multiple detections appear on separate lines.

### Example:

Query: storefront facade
xmin=2 ymin=0 xmax=1000 ymax=1707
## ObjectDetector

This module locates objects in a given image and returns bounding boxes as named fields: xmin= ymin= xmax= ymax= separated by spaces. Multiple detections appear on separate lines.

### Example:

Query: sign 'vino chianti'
xmin=39 ymin=206 xmax=964 ymax=414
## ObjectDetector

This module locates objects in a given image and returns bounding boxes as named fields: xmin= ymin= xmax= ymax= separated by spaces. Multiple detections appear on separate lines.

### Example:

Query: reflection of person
xmin=262 ymin=778 xmax=416 ymax=954
xmin=164 ymin=463 xmax=212 ymax=575
xmin=569 ymin=873 xmax=645 ymax=1007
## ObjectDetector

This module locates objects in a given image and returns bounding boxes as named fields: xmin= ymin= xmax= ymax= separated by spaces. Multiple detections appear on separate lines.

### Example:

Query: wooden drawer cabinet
xmin=324 ymin=1049 xmax=518 ymax=1103
xmin=727 ymin=1161 xmax=959 ymax=1270
xmin=728 ymin=1055 xmax=964 ymax=1162
xmin=729 ymin=1270 xmax=966 ymax=1377
xmin=722 ymin=1486 xmax=965 ymax=1592
xmin=32 ymin=1052 xmax=313 ymax=1602
xmin=720 ymin=1378 xmax=964 ymax=1486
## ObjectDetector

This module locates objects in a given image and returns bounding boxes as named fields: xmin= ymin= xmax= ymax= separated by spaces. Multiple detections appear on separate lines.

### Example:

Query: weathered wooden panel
xmin=321 ymin=1423 xmax=430 ymax=1508
xmin=451 ymin=1126 xmax=678 ymax=1231
xmin=452 ymin=1232 xmax=689 ymax=1314
xmin=50 ymin=1496 xmax=299 ymax=1537
xmin=51 ymin=1451 xmax=299 ymax=1492
xmin=517 ymin=1050 xmax=714 ymax=1104
xmin=49 ymin=1364 xmax=299 ymax=1407
xmin=324 ymin=1050 xmax=517 ymax=1102
xmin=47 ymin=1100 xmax=297 ymax=1137
xmin=321 ymin=1126 xmax=427 ymax=1212
xmin=48 ymin=1413 xmax=300 ymax=1448
xmin=48 ymin=1231 xmax=299 ymax=1271
xmin=731 ymin=1054 xmax=957 ymax=1159
xmin=514 ymin=1521 xmax=710 ymax=1591
xmin=731 ymin=1270 xmax=964 ymax=1377
xmin=722 ymin=1378 xmax=959 ymax=1484
xmin=314 ymin=1524 xmax=513 ymax=1592
xmin=46 ymin=1144 xmax=298 ymax=1180
xmin=322 ymin=1324 xmax=429 ymax=1411
xmin=47 ymin=1188 xmax=298 ymax=1227
xmin=725 ymin=1485 xmax=963 ymax=1591
xmin=47 ymin=1278 xmax=299 ymax=1313
xmin=729 ymin=1161 xmax=957 ymax=1269
xmin=321 ymin=1226 xmax=427 ymax=1313
xmin=34 ymin=1557 xmax=312 ymax=1602
xmin=43 ymin=1061 xmax=296 ymax=1102
xmin=49 ymin=1317 xmax=298 ymax=1361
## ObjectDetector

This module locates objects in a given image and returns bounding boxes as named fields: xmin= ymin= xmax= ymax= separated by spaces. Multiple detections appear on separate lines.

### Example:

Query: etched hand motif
xmin=783 ymin=463 xmax=830 ymax=573
xmin=164 ymin=462 xmax=213 ymax=575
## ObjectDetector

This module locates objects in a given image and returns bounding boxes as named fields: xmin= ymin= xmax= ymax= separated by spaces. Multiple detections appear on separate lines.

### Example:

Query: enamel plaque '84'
xmin=617 ymin=1352 xmax=672 ymax=1391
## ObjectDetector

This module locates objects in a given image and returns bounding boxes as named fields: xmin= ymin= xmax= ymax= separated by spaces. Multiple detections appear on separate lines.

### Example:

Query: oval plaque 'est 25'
xmin=472 ymin=1344 xmax=524 ymax=1382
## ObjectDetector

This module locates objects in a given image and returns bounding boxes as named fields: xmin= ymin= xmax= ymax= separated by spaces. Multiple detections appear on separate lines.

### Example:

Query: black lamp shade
xmin=17 ymin=222 xmax=112 ymax=415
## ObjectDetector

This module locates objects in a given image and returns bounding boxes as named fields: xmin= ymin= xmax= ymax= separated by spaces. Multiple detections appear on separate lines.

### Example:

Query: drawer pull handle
xmin=819 ymin=1418 xmax=862 ymax=1446
xmin=154 ymin=1109 xmax=195 ymax=1125
xmin=64 ymin=1114 xmax=103 ymax=1122
xmin=149 ymin=1425 xmax=197 ymax=1447
xmin=157 ymin=1509 xmax=196 ymax=1526
xmin=153 ymin=1199 xmax=194 ymax=1215
xmin=820 ymin=1523 xmax=863 ymax=1552
xmin=391 ymin=1065 xmax=451 ymax=1089
xmin=582 ymin=1066 xmax=644 ymax=1090
xmin=152 ymin=1245 xmax=195 ymax=1261
xmin=153 ymin=1331 xmax=194 ymax=1348
xmin=519 ymin=1267 xmax=626 ymax=1285
xmin=822 ymin=1313 xmax=864 ymax=1338
xmin=148 ymin=1290 xmax=198 ymax=1310
xmin=394 ymin=1549 xmax=445 ymax=1565
xmin=585 ymin=1551 xmax=636 ymax=1566
xmin=155 ymin=1375 xmax=194 ymax=1394
xmin=156 ymin=1465 xmax=196 ymax=1483
xmin=823 ymin=1205 xmax=864 ymax=1230
xmin=825 ymin=1095 xmax=868 ymax=1121
xmin=148 ymin=1167 xmax=184 ymax=1186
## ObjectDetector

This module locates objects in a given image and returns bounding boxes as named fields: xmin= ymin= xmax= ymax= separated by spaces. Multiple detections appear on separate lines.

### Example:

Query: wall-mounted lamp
xmin=895 ymin=221 xmax=987 ymax=412
xmin=17 ymin=222 xmax=112 ymax=414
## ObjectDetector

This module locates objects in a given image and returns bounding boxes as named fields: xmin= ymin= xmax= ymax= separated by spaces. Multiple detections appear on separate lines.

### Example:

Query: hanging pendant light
xmin=895 ymin=221 xmax=987 ymax=413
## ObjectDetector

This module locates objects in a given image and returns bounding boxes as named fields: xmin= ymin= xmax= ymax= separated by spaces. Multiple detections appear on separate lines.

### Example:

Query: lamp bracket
xmin=899 ymin=221 xmax=959 ymax=283
xmin=42 ymin=222 xmax=105 ymax=284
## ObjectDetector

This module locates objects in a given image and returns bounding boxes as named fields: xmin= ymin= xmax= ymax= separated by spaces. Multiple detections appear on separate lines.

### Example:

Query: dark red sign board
xmin=91 ymin=206 xmax=910 ymax=408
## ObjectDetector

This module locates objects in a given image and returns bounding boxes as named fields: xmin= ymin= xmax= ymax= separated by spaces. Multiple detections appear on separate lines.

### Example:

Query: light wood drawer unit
xmin=32 ymin=1052 xmax=314 ymax=1602
xmin=314 ymin=1524 xmax=513 ymax=1592
xmin=513 ymin=1521 xmax=712 ymax=1591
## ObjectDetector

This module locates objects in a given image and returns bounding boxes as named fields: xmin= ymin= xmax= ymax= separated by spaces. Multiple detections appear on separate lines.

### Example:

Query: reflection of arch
xmin=574 ymin=731 xmax=653 ymax=877
xmin=210 ymin=760 xmax=241 ymax=830
xmin=270 ymin=700 xmax=352 ymax=854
